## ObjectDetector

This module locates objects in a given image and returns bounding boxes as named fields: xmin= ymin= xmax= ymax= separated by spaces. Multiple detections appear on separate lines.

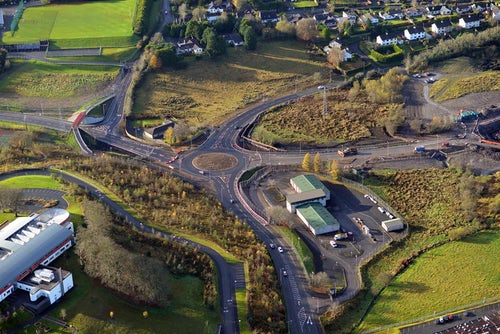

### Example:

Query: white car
xmin=317 ymin=85 xmax=325 ymax=90
xmin=377 ymin=206 xmax=385 ymax=213
xmin=329 ymin=240 xmax=338 ymax=248
xmin=283 ymin=270 xmax=288 ymax=277
xmin=278 ymin=247 xmax=284 ymax=253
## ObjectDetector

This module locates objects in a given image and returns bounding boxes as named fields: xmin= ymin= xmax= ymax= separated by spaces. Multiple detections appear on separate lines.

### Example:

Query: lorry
xmin=338 ymin=147 xmax=358 ymax=157
xmin=334 ymin=233 xmax=350 ymax=240
xmin=414 ymin=146 xmax=425 ymax=152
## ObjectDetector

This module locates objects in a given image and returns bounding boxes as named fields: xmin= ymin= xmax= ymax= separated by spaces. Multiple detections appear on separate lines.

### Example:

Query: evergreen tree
xmin=302 ymin=153 xmax=311 ymax=171
xmin=313 ymin=153 xmax=322 ymax=173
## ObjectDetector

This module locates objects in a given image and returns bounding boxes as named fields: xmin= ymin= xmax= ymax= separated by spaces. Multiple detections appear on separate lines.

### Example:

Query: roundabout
xmin=192 ymin=152 xmax=239 ymax=172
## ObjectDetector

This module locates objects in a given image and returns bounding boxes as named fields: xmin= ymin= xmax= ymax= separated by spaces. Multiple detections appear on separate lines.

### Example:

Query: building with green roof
xmin=290 ymin=174 xmax=330 ymax=200
xmin=296 ymin=203 xmax=340 ymax=235
xmin=286 ymin=189 xmax=326 ymax=213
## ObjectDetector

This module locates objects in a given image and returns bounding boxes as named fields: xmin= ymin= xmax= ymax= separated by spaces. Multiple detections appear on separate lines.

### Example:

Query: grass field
xmin=1 ymin=0 xmax=138 ymax=47
xmin=429 ymin=71 xmax=500 ymax=102
xmin=0 ymin=60 xmax=119 ymax=100
xmin=133 ymin=41 xmax=329 ymax=127
xmin=0 ymin=175 xmax=62 ymax=189
xmin=292 ymin=1 xmax=319 ymax=8
xmin=358 ymin=230 xmax=500 ymax=331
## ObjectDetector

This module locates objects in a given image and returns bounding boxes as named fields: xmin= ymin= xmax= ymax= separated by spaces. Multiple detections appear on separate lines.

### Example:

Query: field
xmin=358 ymin=230 xmax=500 ymax=331
xmin=0 ymin=175 xmax=62 ymax=189
xmin=292 ymin=1 xmax=318 ymax=8
xmin=133 ymin=41 xmax=329 ymax=127
xmin=429 ymin=71 xmax=500 ymax=102
xmin=0 ymin=60 xmax=119 ymax=109
xmin=1 ymin=0 xmax=138 ymax=47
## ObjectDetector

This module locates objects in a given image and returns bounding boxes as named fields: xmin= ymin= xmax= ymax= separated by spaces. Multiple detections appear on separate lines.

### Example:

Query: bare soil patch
xmin=192 ymin=153 xmax=238 ymax=171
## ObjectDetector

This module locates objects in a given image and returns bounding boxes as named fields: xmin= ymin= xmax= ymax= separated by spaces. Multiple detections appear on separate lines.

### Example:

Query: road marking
xmin=298 ymin=307 xmax=306 ymax=331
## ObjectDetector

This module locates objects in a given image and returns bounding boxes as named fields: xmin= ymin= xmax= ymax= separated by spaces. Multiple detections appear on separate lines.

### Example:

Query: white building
xmin=431 ymin=21 xmax=452 ymax=34
xmin=0 ymin=209 xmax=74 ymax=304
xmin=382 ymin=218 xmax=404 ymax=232
xmin=459 ymin=15 xmax=481 ymax=29
xmin=376 ymin=32 xmax=401 ymax=46
xmin=404 ymin=26 xmax=426 ymax=40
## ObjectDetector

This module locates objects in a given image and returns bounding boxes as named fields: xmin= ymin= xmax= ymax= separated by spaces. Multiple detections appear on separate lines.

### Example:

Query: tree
xmin=0 ymin=48 xmax=9 ymax=73
xmin=313 ymin=153 xmax=322 ymax=173
xmin=149 ymin=54 xmax=163 ymax=70
xmin=164 ymin=127 xmax=175 ymax=144
xmin=155 ymin=43 xmax=180 ymax=67
xmin=178 ymin=4 xmax=188 ymax=22
xmin=202 ymin=27 xmax=226 ymax=56
xmin=243 ymin=26 xmax=257 ymax=50
xmin=319 ymin=27 xmax=331 ymax=41
xmin=327 ymin=47 xmax=345 ymax=67
xmin=296 ymin=18 xmax=318 ymax=41
xmin=185 ymin=20 xmax=204 ymax=40
xmin=302 ymin=153 xmax=311 ymax=171
xmin=276 ymin=18 xmax=296 ymax=37
xmin=265 ymin=206 xmax=294 ymax=226
xmin=0 ymin=188 xmax=23 ymax=216
xmin=338 ymin=20 xmax=353 ymax=37
xmin=233 ymin=0 xmax=247 ymax=11
xmin=192 ymin=7 xmax=207 ymax=22
xmin=329 ymin=160 xmax=340 ymax=180
xmin=309 ymin=272 xmax=330 ymax=288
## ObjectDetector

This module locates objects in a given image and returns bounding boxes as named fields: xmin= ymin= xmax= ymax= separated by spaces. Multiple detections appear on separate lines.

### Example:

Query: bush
xmin=133 ymin=0 xmax=155 ymax=35
xmin=368 ymin=44 xmax=403 ymax=64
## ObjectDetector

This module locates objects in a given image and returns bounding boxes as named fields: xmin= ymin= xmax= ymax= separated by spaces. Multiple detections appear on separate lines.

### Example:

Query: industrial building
xmin=381 ymin=218 xmax=404 ymax=232
xmin=0 ymin=208 xmax=75 ymax=306
xmin=290 ymin=174 xmax=330 ymax=200
xmin=296 ymin=203 xmax=340 ymax=235
xmin=287 ymin=174 xmax=330 ymax=213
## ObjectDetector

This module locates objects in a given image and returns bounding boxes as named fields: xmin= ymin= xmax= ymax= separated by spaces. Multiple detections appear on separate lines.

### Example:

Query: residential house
xmin=223 ymin=33 xmax=244 ymax=46
xmin=361 ymin=13 xmax=380 ymax=24
xmin=206 ymin=13 xmax=222 ymax=22
xmin=404 ymin=25 xmax=426 ymax=40
xmin=323 ymin=39 xmax=353 ymax=61
xmin=376 ymin=32 xmax=401 ymax=46
xmin=342 ymin=11 xmax=358 ymax=24
xmin=286 ymin=13 xmax=303 ymax=24
xmin=458 ymin=14 xmax=481 ymax=29
xmin=439 ymin=5 xmax=452 ymax=15
xmin=455 ymin=4 xmax=472 ymax=14
xmin=431 ymin=20 xmax=453 ymax=34
xmin=426 ymin=5 xmax=442 ymax=16
xmin=176 ymin=38 xmax=204 ymax=55
xmin=379 ymin=11 xmax=396 ymax=20
xmin=405 ymin=7 xmax=423 ymax=18
xmin=313 ymin=13 xmax=329 ymax=22
xmin=207 ymin=1 xmax=224 ymax=14
xmin=258 ymin=10 xmax=280 ymax=23
xmin=324 ymin=17 xmax=338 ymax=28
xmin=471 ymin=3 xmax=490 ymax=14
xmin=490 ymin=4 xmax=500 ymax=22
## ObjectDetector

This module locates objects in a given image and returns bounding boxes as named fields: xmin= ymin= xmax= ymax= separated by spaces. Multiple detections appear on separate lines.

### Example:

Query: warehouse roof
xmin=286 ymin=189 xmax=326 ymax=204
xmin=296 ymin=203 xmax=339 ymax=232
xmin=291 ymin=174 xmax=329 ymax=194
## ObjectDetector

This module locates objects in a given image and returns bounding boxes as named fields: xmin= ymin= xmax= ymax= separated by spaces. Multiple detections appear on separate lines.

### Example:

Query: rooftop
xmin=296 ymin=203 xmax=339 ymax=231
xmin=291 ymin=174 xmax=328 ymax=194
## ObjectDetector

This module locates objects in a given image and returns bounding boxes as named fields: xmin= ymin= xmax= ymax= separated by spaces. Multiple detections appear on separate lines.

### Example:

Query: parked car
xmin=377 ymin=206 xmax=385 ymax=213
xmin=329 ymin=240 xmax=338 ymax=248
xmin=278 ymin=246 xmax=284 ymax=253
xmin=282 ymin=270 xmax=288 ymax=277
xmin=269 ymin=243 xmax=276 ymax=249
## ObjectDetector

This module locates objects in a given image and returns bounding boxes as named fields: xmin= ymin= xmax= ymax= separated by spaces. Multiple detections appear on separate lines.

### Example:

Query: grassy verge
xmin=47 ymin=46 xmax=139 ymax=63
xmin=358 ymin=230 xmax=500 ymax=331
xmin=236 ymin=290 xmax=251 ymax=333
xmin=133 ymin=40 xmax=329 ymax=128
xmin=279 ymin=226 xmax=315 ymax=274
xmin=0 ymin=60 xmax=119 ymax=99
xmin=1 ymin=0 xmax=137 ymax=46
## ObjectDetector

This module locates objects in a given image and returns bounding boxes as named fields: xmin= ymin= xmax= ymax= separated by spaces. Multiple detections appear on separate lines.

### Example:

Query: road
xmin=0 ymin=68 xmax=476 ymax=334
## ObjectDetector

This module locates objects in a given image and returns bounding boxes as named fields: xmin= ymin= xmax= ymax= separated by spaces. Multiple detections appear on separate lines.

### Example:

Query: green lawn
xmin=0 ymin=175 xmax=62 ymax=189
xmin=0 ymin=60 xmax=119 ymax=98
xmin=292 ymin=1 xmax=319 ymax=8
xmin=1 ymin=0 xmax=138 ymax=47
xmin=358 ymin=230 xmax=500 ymax=331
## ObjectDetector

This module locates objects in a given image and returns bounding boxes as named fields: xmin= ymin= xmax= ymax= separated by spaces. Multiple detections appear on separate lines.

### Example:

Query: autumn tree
xmin=178 ymin=3 xmax=188 ymax=22
xmin=302 ymin=152 xmax=311 ymax=171
xmin=276 ymin=18 xmax=296 ymax=37
xmin=0 ymin=188 xmax=23 ymax=216
xmin=328 ymin=160 xmax=341 ymax=180
xmin=313 ymin=152 xmax=322 ymax=173
xmin=164 ymin=127 xmax=175 ymax=144
xmin=265 ymin=206 xmax=295 ymax=227
xmin=296 ymin=18 xmax=318 ymax=41
xmin=192 ymin=7 xmax=207 ymax=22
xmin=327 ymin=47 xmax=346 ymax=67
xmin=149 ymin=54 xmax=162 ymax=70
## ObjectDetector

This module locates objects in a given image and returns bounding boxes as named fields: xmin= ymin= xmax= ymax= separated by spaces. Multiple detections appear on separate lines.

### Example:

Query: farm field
xmin=358 ymin=230 xmax=500 ymax=331
xmin=0 ymin=60 xmax=119 ymax=109
xmin=1 ymin=0 xmax=138 ymax=47
xmin=132 ymin=41 xmax=329 ymax=127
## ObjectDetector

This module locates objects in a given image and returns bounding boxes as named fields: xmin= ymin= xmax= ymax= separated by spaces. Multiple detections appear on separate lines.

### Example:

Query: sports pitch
xmin=1 ymin=0 xmax=137 ymax=46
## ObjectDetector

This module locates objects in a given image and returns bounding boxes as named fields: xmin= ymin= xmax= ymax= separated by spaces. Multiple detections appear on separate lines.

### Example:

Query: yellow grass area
xmin=430 ymin=71 xmax=500 ymax=102
xmin=133 ymin=41 xmax=329 ymax=127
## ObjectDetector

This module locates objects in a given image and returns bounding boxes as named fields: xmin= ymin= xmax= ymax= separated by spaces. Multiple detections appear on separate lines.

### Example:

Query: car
xmin=413 ymin=73 xmax=422 ymax=78
xmin=198 ymin=170 xmax=205 ymax=175
xmin=377 ymin=206 xmax=385 ymax=213
xmin=464 ymin=311 xmax=474 ymax=317
xmin=269 ymin=243 xmax=276 ymax=249
xmin=278 ymin=246 xmax=284 ymax=253
xmin=164 ymin=10 xmax=168 ymax=14
xmin=441 ymin=141 xmax=450 ymax=147
xmin=329 ymin=240 xmax=338 ymax=248
xmin=282 ymin=270 xmax=288 ymax=277
xmin=317 ymin=85 xmax=325 ymax=90
xmin=230 ymin=199 xmax=235 ymax=204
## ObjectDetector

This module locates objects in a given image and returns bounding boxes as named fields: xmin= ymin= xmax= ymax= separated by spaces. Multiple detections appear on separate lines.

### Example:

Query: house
xmin=207 ymin=1 xmax=224 ymax=14
xmin=404 ymin=25 xmax=426 ymax=40
xmin=223 ymin=33 xmax=244 ymax=46
xmin=471 ymin=3 xmax=490 ymax=13
xmin=323 ymin=39 xmax=353 ymax=62
xmin=439 ymin=5 xmax=452 ymax=15
xmin=342 ymin=11 xmax=358 ymax=24
xmin=206 ymin=13 xmax=222 ymax=22
xmin=431 ymin=20 xmax=453 ymax=34
xmin=459 ymin=14 xmax=481 ymax=29
xmin=405 ymin=7 xmax=423 ymax=18
xmin=379 ymin=11 xmax=395 ymax=20
xmin=286 ymin=13 xmax=303 ymax=24
xmin=144 ymin=120 xmax=175 ymax=140
xmin=455 ymin=4 xmax=472 ymax=14
xmin=490 ymin=4 xmax=500 ymax=22
xmin=258 ymin=10 xmax=280 ymax=23
xmin=362 ymin=13 xmax=380 ymax=24
xmin=176 ymin=38 xmax=204 ymax=55
xmin=313 ymin=13 xmax=329 ymax=22
xmin=324 ymin=17 xmax=338 ymax=28
xmin=426 ymin=5 xmax=442 ymax=15
xmin=376 ymin=32 xmax=401 ymax=45
xmin=296 ymin=203 xmax=340 ymax=235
